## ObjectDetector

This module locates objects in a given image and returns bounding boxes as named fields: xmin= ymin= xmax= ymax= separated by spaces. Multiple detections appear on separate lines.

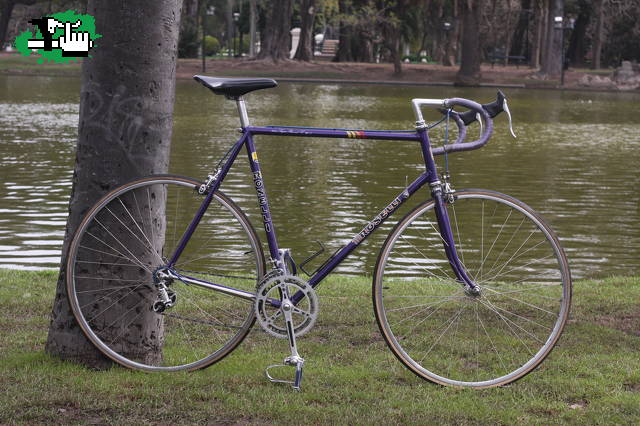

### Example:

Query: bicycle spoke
xmin=68 ymin=177 xmax=264 ymax=371
xmin=376 ymin=191 xmax=570 ymax=387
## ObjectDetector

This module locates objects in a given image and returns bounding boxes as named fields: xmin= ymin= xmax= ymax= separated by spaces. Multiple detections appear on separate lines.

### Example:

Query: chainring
xmin=254 ymin=273 xmax=318 ymax=339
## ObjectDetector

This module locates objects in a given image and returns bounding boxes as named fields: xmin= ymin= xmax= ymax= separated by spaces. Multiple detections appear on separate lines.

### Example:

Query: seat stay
xmin=167 ymin=132 xmax=248 ymax=268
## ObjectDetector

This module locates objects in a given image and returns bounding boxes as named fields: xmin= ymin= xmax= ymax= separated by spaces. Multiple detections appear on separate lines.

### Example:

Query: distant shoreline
xmin=1 ymin=53 xmax=634 ymax=93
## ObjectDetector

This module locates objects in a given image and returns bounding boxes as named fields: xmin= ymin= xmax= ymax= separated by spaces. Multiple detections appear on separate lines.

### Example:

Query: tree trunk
xmin=178 ymin=0 xmax=199 ymax=58
xmin=249 ymin=0 xmax=257 ymax=57
xmin=591 ymin=0 xmax=604 ymax=69
xmin=510 ymin=0 xmax=532 ymax=59
xmin=0 ymin=0 xmax=39 ymax=48
xmin=294 ymin=0 xmax=315 ymax=61
xmin=443 ymin=0 xmax=459 ymax=66
xmin=540 ymin=0 xmax=563 ymax=77
xmin=0 ymin=0 xmax=16 ymax=49
xmin=1 ymin=0 xmax=37 ymax=49
xmin=182 ymin=0 xmax=199 ymax=22
xmin=392 ymin=29 xmax=402 ymax=75
xmin=45 ymin=0 xmax=182 ymax=368
xmin=257 ymin=0 xmax=293 ymax=61
xmin=503 ymin=0 xmax=513 ymax=66
xmin=455 ymin=0 xmax=483 ymax=86
xmin=335 ymin=0 xmax=354 ymax=62
xmin=566 ymin=0 xmax=590 ymax=67
xmin=531 ymin=0 xmax=546 ymax=69
xmin=226 ymin=0 xmax=233 ymax=57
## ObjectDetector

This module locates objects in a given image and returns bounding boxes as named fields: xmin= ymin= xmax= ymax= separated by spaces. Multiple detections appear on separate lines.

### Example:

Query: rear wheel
xmin=373 ymin=190 xmax=571 ymax=388
xmin=67 ymin=175 xmax=265 ymax=371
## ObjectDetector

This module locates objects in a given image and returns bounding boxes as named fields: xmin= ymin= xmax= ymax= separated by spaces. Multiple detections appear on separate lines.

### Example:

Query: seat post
xmin=235 ymin=97 xmax=250 ymax=128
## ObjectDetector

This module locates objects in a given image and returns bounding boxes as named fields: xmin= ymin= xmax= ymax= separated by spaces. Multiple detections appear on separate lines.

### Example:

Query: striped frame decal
xmin=345 ymin=130 xmax=367 ymax=139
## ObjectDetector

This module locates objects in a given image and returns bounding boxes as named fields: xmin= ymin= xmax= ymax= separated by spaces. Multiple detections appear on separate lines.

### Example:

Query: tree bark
xmin=566 ymin=0 xmax=590 ymax=67
xmin=591 ymin=0 xmax=604 ymax=69
xmin=455 ymin=0 xmax=483 ymax=86
xmin=531 ymin=0 xmax=546 ymax=69
xmin=503 ymin=0 xmax=514 ymax=66
xmin=1 ymin=0 xmax=37 ymax=49
xmin=443 ymin=0 xmax=459 ymax=66
xmin=226 ymin=0 xmax=233 ymax=57
xmin=294 ymin=0 xmax=315 ymax=61
xmin=510 ymin=0 xmax=532 ymax=59
xmin=540 ymin=0 xmax=563 ymax=77
xmin=335 ymin=0 xmax=374 ymax=63
xmin=249 ymin=0 xmax=257 ymax=57
xmin=257 ymin=0 xmax=293 ymax=61
xmin=335 ymin=0 xmax=355 ymax=62
xmin=45 ymin=0 xmax=182 ymax=368
xmin=0 ymin=0 xmax=16 ymax=49
xmin=391 ymin=27 xmax=401 ymax=75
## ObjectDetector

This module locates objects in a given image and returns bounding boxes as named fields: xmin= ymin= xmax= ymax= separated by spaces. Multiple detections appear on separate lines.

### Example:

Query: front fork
xmin=430 ymin=177 xmax=480 ymax=296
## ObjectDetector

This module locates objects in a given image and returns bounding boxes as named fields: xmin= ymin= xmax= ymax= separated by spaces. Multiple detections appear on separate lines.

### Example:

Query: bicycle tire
xmin=67 ymin=175 xmax=265 ymax=372
xmin=373 ymin=189 xmax=571 ymax=388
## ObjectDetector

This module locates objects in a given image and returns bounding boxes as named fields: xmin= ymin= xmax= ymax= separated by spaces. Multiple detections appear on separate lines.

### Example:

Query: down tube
xmin=307 ymin=172 xmax=432 ymax=289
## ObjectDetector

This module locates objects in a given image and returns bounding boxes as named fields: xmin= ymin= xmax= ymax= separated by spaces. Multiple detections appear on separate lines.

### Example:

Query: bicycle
xmin=65 ymin=75 xmax=572 ymax=390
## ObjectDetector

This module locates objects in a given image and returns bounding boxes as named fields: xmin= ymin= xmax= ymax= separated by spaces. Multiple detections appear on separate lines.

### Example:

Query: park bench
xmin=487 ymin=48 xmax=527 ymax=68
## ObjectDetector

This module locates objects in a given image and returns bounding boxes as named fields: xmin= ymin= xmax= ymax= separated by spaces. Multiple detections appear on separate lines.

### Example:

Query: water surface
xmin=1 ymin=75 xmax=639 ymax=279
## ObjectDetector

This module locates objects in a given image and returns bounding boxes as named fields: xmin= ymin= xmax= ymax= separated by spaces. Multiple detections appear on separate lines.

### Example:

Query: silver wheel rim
xmin=67 ymin=177 xmax=264 ymax=371
xmin=375 ymin=191 xmax=571 ymax=388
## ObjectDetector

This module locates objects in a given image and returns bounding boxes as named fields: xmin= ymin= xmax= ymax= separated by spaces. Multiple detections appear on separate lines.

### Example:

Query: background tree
xmin=249 ymin=0 xmax=256 ymax=57
xmin=529 ymin=0 xmax=546 ymax=68
xmin=294 ymin=0 xmax=315 ymax=61
xmin=540 ymin=0 xmax=563 ymax=76
xmin=178 ymin=0 xmax=200 ymax=58
xmin=45 ymin=0 xmax=182 ymax=367
xmin=509 ymin=0 xmax=532 ymax=59
xmin=378 ymin=0 xmax=407 ymax=75
xmin=590 ymin=0 xmax=604 ymax=69
xmin=455 ymin=0 xmax=483 ymax=86
xmin=335 ymin=0 xmax=377 ymax=62
xmin=257 ymin=0 xmax=293 ymax=61
xmin=565 ymin=0 xmax=590 ymax=67
xmin=0 ymin=0 xmax=36 ymax=48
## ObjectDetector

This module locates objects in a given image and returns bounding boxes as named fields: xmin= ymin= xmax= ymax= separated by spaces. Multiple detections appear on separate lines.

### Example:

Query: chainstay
xmin=173 ymin=268 xmax=256 ymax=281
xmin=161 ymin=311 xmax=243 ymax=329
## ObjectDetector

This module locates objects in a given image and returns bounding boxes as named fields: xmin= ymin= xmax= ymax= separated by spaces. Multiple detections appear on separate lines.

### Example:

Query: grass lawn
xmin=0 ymin=269 xmax=639 ymax=424
xmin=0 ymin=54 xmax=81 ymax=76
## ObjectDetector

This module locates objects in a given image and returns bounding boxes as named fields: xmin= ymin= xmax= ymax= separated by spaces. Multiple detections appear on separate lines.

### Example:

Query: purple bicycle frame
xmin=167 ymin=122 xmax=478 ymax=301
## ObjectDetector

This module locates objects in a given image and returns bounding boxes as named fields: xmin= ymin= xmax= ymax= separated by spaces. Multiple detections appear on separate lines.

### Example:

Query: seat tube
xmin=245 ymin=131 xmax=282 ymax=266
xmin=417 ymin=128 xmax=478 ymax=291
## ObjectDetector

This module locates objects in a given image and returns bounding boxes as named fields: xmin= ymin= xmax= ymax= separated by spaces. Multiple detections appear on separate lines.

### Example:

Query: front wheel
xmin=373 ymin=190 xmax=571 ymax=388
xmin=66 ymin=175 xmax=265 ymax=371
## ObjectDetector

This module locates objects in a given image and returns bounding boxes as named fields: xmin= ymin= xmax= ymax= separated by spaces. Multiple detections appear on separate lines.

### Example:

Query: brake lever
xmin=503 ymin=98 xmax=517 ymax=138
xmin=476 ymin=113 xmax=483 ymax=137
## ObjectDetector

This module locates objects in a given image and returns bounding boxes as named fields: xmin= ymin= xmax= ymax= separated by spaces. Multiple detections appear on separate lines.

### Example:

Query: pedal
xmin=265 ymin=356 xmax=304 ymax=391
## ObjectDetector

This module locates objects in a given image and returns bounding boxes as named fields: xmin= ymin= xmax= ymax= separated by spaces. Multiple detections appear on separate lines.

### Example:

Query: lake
xmin=1 ymin=75 xmax=639 ymax=279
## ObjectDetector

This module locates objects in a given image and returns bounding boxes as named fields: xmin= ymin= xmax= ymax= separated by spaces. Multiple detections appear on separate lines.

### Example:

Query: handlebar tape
xmin=458 ymin=90 xmax=506 ymax=125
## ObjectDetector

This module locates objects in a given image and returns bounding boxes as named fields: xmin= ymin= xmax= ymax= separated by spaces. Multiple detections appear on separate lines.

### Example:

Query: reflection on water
xmin=1 ymin=75 xmax=639 ymax=279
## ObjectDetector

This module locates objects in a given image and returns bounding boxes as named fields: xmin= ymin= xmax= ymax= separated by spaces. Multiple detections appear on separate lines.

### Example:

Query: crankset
xmin=255 ymin=272 xmax=318 ymax=390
